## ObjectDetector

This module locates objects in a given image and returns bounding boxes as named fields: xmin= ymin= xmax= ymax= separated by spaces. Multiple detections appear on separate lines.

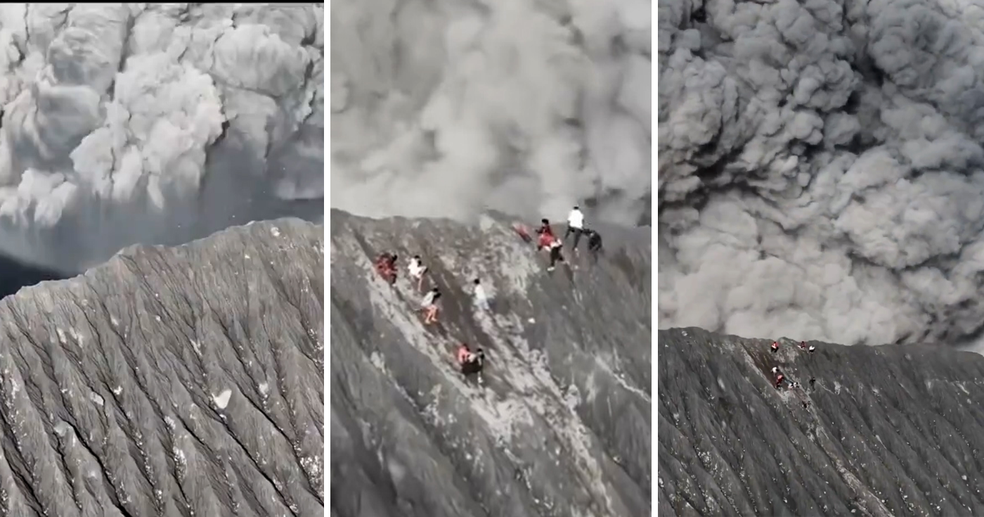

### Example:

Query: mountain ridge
xmin=329 ymin=209 xmax=651 ymax=517
xmin=658 ymin=326 xmax=984 ymax=516
xmin=0 ymin=217 xmax=324 ymax=517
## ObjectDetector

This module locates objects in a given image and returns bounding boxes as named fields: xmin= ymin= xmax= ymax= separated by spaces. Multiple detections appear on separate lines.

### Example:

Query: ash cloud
xmin=330 ymin=0 xmax=651 ymax=226
xmin=658 ymin=0 xmax=984 ymax=348
xmin=0 ymin=3 xmax=323 ymax=272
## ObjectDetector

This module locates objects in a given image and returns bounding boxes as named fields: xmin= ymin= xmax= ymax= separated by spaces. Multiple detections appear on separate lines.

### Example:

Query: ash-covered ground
xmin=329 ymin=210 xmax=651 ymax=517
xmin=659 ymin=327 xmax=984 ymax=516
xmin=0 ymin=218 xmax=324 ymax=517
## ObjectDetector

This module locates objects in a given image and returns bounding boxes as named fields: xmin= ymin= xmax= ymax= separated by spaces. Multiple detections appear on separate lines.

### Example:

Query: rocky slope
xmin=0 ymin=218 xmax=324 ymax=517
xmin=658 ymin=327 xmax=984 ymax=516
xmin=329 ymin=209 xmax=651 ymax=517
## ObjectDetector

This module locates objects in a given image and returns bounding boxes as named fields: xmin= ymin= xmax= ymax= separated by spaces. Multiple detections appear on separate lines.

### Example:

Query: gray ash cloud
xmin=330 ymin=0 xmax=651 ymax=227
xmin=658 ymin=0 xmax=984 ymax=348
xmin=0 ymin=4 xmax=324 ymax=273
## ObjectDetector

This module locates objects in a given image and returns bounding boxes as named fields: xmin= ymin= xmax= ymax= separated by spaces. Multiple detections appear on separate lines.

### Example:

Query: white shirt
xmin=567 ymin=209 xmax=584 ymax=229
xmin=408 ymin=258 xmax=425 ymax=277
xmin=422 ymin=291 xmax=437 ymax=307
xmin=474 ymin=284 xmax=487 ymax=303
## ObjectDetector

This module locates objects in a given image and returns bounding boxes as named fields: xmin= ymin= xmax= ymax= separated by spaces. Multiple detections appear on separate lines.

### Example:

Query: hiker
xmin=456 ymin=343 xmax=485 ymax=375
xmin=513 ymin=223 xmax=534 ymax=244
xmin=547 ymin=239 xmax=565 ymax=272
xmin=375 ymin=253 xmax=398 ymax=284
xmin=472 ymin=278 xmax=490 ymax=311
xmin=536 ymin=218 xmax=556 ymax=250
xmin=421 ymin=287 xmax=442 ymax=325
xmin=463 ymin=348 xmax=485 ymax=375
xmin=456 ymin=343 xmax=472 ymax=366
xmin=565 ymin=205 xmax=585 ymax=252
xmin=585 ymin=228 xmax=603 ymax=254
xmin=771 ymin=341 xmax=779 ymax=353
xmin=771 ymin=367 xmax=786 ymax=389
xmin=407 ymin=255 xmax=428 ymax=291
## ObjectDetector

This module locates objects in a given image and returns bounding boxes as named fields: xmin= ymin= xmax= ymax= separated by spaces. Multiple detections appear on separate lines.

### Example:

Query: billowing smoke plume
xmin=658 ymin=0 xmax=984 ymax=348
xmin=0 ymin=4 xmax=323 ymax=273
xmin=330 ymin=0 xmax=651 ymax=226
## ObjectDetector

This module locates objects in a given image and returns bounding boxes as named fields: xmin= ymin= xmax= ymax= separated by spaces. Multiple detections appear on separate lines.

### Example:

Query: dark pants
xmin=462 ymin=355 xmax=484 ymax=375
xmin=565 ymin=226 xmax=584 ymax=250
xmin=549 ymin=246 xmax=564 ymax=267
xmin=588 ymin=234 xmax=602 ymax=253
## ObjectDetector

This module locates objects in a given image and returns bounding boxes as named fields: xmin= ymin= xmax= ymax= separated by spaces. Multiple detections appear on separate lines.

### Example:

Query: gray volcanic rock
xmin=0 ymin=218 xmax=324 ymax=517
xmin=329 ymin=209 xmax=652 ymax=517
xmin=658 ymin=327 xmax=984 ymax=517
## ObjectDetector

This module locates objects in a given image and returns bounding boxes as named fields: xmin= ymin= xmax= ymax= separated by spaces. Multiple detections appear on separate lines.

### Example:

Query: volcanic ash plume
xmin=330 ymin=0 xmax=652 ymax=226
xmin=0 ymin=4 xmax=324 ymax=272
xmin=658 ymin=0 xmax=984 ymax=348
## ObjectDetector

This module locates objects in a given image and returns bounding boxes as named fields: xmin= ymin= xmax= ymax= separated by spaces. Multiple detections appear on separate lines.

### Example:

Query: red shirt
xmin=457 ymin=346 xmax=470 ymax=365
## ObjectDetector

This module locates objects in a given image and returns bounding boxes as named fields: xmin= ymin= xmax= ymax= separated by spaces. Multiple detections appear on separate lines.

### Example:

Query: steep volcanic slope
xmin=0 ymin=218 xmax=324 ymax=517
xmin=329 ymin=210 xmax=651 ymax=517
xmin=658 ymin=327 xmax=984 ymax=517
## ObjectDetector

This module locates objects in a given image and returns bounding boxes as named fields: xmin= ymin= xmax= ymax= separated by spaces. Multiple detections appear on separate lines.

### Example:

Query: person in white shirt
xmin=420 ymin=287 xmax=442 ymax=325
xmin=565 ymin=205 xmax=585 ymax=252
xmin=472 ymin=278 xmax=490 ymax=311
xmin=407 ymin=255 xmax=428 ymax=291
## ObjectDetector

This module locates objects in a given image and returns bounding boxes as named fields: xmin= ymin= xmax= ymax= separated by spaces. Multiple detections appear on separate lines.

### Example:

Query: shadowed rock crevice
xmin=659 ymin=327 xmax=984 ymax=517
xmin=329 ymin=209 xmax=651 ymax=517
xmin=0 ymin=218 xmax=324 ymax=517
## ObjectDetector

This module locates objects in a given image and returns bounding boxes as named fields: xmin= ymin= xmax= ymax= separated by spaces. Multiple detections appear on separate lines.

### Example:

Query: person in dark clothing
xmin=587 ymin=229 xmax=602 ymax=252
xmin=547 ymin=239 xmax=565 ymax=271
xmin=462 ymin=348 xmax=485 ymax=375
xmin=771 ymin=341 xmax=779 ymax=353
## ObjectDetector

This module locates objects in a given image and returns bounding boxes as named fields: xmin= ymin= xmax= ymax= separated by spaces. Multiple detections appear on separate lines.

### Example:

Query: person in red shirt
xmin=457 ymin=343 xmax=472 ymax=366
xmin=536 ymin=218 xmax=556 ymax=250
xmin=375 ymin=253 xmax=398 ymax=284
